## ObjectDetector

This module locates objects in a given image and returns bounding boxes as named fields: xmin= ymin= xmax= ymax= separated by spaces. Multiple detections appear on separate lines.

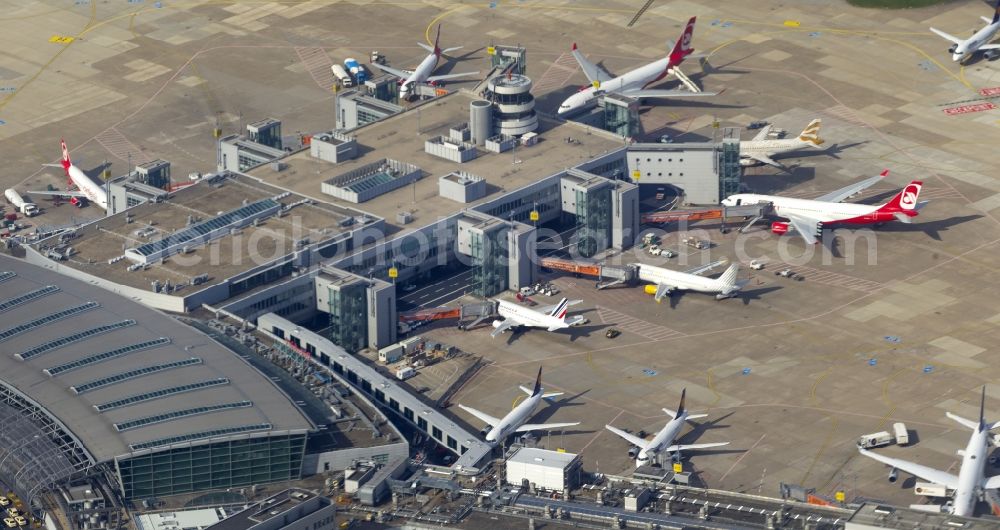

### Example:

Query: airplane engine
xmin=492 ymin=320 xmax=503 ymax=329
xmin=948 ymin=44 xmax=958 ymax=54
xmin=628 ymin=446 xmax=639 ymax=459
xmin=738 ymin=159 xmax=757 ymax=167
xmin=481 ymin=425 xmax=493 ymax=436
xmin=770 ymin=221 xmax=790 ymax=235
xmin=986 ymin=50 xmax=1000 ymax=60
xmin=888 ymin=468 xmax=898 ymax=483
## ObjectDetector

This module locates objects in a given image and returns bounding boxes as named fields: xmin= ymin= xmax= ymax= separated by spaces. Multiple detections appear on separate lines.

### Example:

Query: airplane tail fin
xmin=60 ymin=139 xmax=72 ymax=176
xmin=797 ymin=119 xmax=824 ymax=147
xmin=532 ymin=366 xmax=542 ymax=397
xmin=980 ymin=386 xmax=987 ymax=431
xmin=876 ymin=181 xmax=923 ymax=218
xmin=993 ymin=0 xmax=1000 ymax=25
xmin=668 ymin=16 xmax=697 ymax=66
xmin=433 ymin=24 xmax=442 ymax=56
xmin=549 ymin=297 xmax=570 ymax=320
xmin=717 ymin=263 xmax=739 ymax=288
xmin=675 ymin=388 xmax=686 ymax=419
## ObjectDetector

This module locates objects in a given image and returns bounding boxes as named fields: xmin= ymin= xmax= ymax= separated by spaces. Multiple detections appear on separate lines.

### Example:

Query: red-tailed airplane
xmin=30 ymin=140 xmax=109 ymax=210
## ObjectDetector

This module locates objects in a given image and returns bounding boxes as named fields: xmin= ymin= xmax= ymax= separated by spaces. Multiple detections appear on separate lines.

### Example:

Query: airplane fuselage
xmin=726 ymin=194 xmax=894 ymax=226
xmin=400 ymin=52 xmax=440 ymax=99
xmin=953 ymin=427 xmax=989 ymax=517
xmin=955 ymin=22 xmax=1000 ymax=62
xmin=485 ymin=391 xmax=543 ymax=444
xmin=636 ymin=263 xmax=725 ymax=294
xmin=559 ymin=58 xmax=676 ymax=114
xmin=495 ymin=300 xmax=567 ymax=332
xmin=739 ymin=139 xmax=810 ymax=165
xmin=68 ymin=164 xmax=109 ymax=211
xmin=636 ymin=416 xmax=685 ymax=467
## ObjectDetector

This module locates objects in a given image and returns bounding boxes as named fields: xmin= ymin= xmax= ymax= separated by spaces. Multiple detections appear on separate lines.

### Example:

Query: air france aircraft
xmin=722 ymin=171 xmax=928 ymax=245
xmin=558 ymin=16 xmax=716 ymax=115
xmin=458 ymin=367 xmax=579 ymax=445
xmin=490 ymin=297 xmax=584 ymax=338
xmin=859 ymin=388 xmax=1000 ymax=518
xmin=606 ymin=389 xmax=729 ymax=468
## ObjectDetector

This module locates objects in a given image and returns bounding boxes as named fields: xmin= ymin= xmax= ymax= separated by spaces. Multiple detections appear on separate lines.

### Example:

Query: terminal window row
xmin=71 ymin=357 xmax=202 ymax=394
xmin=641 ymin=158 xmax=684 ymax=163
xmin=45 ymin=337 xmax=171 ymax=376
xmin=0 ymin=272 xmax=15 ymax=284
xmin=115 ymin=401 xmax=253 ymax=432
xmin=0 ymin=285 xmax=59 ymax=313
xmin=0 ymin=301 xmax=99 ymax=342
xmin=19 ymin=320 xmax=136 ymax=360
xmin=96 ymin=378 xmax=230 ymax=412
xmin=129 ymin=423 xmax=273 ymax=451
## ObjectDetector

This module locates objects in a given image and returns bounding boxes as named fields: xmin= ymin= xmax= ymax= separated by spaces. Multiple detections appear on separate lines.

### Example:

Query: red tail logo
xmin=433 ymin=24 xmax=442 ymax=56
xmin=60 ymin=139 xmax=72 ymax=176
xmin=879 ymin=181 xmax=923 ymax=214
xmin=668 ymin=16 xmax=697 ymax=66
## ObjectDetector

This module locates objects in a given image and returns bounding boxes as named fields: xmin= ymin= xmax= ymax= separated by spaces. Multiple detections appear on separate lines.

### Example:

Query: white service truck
xmin=857 ymin=431 xmax=894 ymax=449
xmin=4 ymin=189 xmax=38 ymax=217
xmin=331 ymin=64 xmax=353 ymax=87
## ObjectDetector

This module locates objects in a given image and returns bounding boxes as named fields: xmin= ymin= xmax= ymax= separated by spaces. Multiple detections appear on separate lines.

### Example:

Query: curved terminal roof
xmin=0 ymin=255 xmax=313 ymax=462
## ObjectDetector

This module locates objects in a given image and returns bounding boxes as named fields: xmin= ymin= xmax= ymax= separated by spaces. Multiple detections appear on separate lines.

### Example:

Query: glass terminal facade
xmin=719 ymin=128 xmax=742 ymax=201
xmin=575 ymin=187 xmax=612 ymax=258
xmin=470 ymin=228 xmax=508 ymax=297
xmin=115 ymin=432 xmax=306 ymax=499
xmin=326 ymin=282 xmax=368 ymax=353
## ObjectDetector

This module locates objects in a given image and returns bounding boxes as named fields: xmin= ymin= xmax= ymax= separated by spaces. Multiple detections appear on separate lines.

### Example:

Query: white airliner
xmin=637 ymin=260 xmax=747 ymax=303
xmin=558 ymin=16 xmax=717 ymax=115
xmin=930 ymin=1 xmax=1000 ymax=63
xmin=721 ymin=171 xmax=928 ymax=245
xmin=740 ymin=119 xmax=824 ymax=168
xmin=29 ymin=140 xmax=109 ymax=211
xmin=458 ymin=367 xmax=580 ymax=445
xmin=606 ymin=389 xmax=729 ymax=468
xmin=376 ymin=25 xmax=479 ymax=100
xmin=490 ymin=297 xmax=585 ymax=338
xmin=859 ymin=388 xmax=1000 ymax=518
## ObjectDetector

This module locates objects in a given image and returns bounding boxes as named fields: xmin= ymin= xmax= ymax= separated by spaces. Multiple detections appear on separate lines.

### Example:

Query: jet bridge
xmin=640 ymin=203 xmax=772 ymax=232
xmin=538 ymin=258 xmax=639 ymax=289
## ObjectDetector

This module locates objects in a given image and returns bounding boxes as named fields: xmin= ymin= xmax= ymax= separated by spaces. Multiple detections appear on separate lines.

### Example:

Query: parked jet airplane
xmin=637 ymin=260 xmax=746 ymax=303
xmin=859 ymin=388 xmax=1000 ymax=518
xmin=740 ymin=119 xmax=824 ymax=168
xmin=930 ymin=0 xmax=1000 ymax=63
xmin=29 ymin=140 xmax=108 ymax=211
xmin=490 ymin=297 xmax=584 ymax=338
xmin=458 ymin=367 xmax=580 ymax=444
xmin=721 ymin=171 xmax=928 ymax=245
xmin=377 ymin=25 xmax=479 ymax=100
xmin=606 ymin=389 xmax=729 ymax=468
xmin=558 ymin=16 xmax=716 ymax=115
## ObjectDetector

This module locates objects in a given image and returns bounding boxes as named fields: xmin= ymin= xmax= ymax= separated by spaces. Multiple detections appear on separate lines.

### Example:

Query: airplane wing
xmin=535 ymin=299 xmax=582 ymax=315
xmin=654 ymin=283 xmax=674 ymax=303
xmin=684 ymin=259 xmax=727 ymax=276
xmin=930 ymin=27 xmax=963 ymax=45
xmin=426 ymin=71 xmax=480 ymax=82
xmin=490 ymin=319 xmax=518 ymax=338
xmin=516 ymin=421 xmax=579 ymax=433
xmin=571 ymin=44 xmax=614 ymax=85
xmin=376 ymin=64 xmax=413 ymax=78
xmin=784 ymin=213 xmax=821 ymax=245
xmin=751 ymin=125 xmax=773 ymax=142
xmin=564 ymin=315 xmax=587 ymax=327
xmin=620 ymin=89 xmax=718 ymax=98
xmin=457 ymin=404 xmax=501 ymax=427
xmin=663 ymin=408 xmax=707 ymax=420
xmin=813 ymin=171 xmax=887 ymax=203
xmin=979 ymin=44 xmax=1000 ymax=50
xmin=605 ymin=425 xmax=649 ymax=448
xmin=666 ymin=442 xmax=730 ymax=452
xmin=946 ymin=412 xmax=980 ymax=431
xmin=858 ymin=448 xmax=960 ymax=489
xmin=745 ymin=153 xmax=783 ymax=169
